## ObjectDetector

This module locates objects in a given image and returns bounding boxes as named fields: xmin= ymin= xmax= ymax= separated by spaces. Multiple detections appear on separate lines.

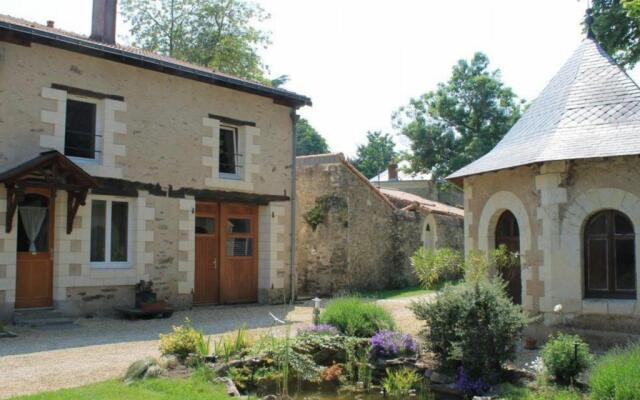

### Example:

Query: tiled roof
xmin=0 ymin=13 xmax=311 ymax=107
xmin=379 ymin=188 xmax=464 ymax=218
xmin=448 ymin=38 xmax=640 ymax=181
xmin=370 ymin=160 xmax=432 ymax=182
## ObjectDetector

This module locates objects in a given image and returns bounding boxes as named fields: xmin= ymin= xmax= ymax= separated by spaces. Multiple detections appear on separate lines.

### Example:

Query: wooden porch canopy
xmin=0 ymin=150 xmax=99 ymax=234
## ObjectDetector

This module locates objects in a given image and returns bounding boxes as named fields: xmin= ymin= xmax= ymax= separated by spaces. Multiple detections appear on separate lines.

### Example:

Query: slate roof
xmin=0 ymin=14 xmax=311 ymax=108
xmin=448 ymin=38 xmax=640 ymax=182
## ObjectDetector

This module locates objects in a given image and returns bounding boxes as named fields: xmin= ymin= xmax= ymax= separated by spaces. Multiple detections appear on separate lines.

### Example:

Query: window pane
xmin=65 ymin=100 xmax=96 ymax=158
xmin=586 ymin=213 xmax=607 ymax=235
xmin=219 ymin=128 xmax=237 ymax=174
xmin=17 ymin=195 xmax=49 ymax=253
xmin=90 ymin=200 xmax=106 ymax=262
xmin=615 ymin=213 xmax=634 ymax=235
xmin=110 ymin=202 xmax=128 ymax=262
xmin=226 ymin=238 xmax=252 ymax=256
xmin=587 ymin=238 xmax=608 ymax=290
xmin=195 ymin=217 xmax=216 ymax=234
xmin=615 ymin=239 xmax=636 ymax=291
xmin=227 ymin=218 xmax=250 ymax=233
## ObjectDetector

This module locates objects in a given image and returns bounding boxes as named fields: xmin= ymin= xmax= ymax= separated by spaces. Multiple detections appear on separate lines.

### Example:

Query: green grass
xmin=358 ymin=281 xmax=461 ymax=300
xmin=499 ymin=383 xmax=584 ymax=400
xmin=589 ymin=343 xmax=640 ymax=400
xmin=319 ymin=296 xmax=395 ymax=337
xmin=11 ymin=371 xmax=230 ymax=400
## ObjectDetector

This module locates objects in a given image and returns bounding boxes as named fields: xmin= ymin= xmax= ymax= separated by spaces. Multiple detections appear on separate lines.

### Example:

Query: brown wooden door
xmin=15 ymin=188 xmax=54 ymax=308
xmin=194 ymin=202 xmax=220 ymax=305
xmin=220 ymin=203 xmax=258 ymax=304
xmin=495 ymin=210 xmax=522 ymax=305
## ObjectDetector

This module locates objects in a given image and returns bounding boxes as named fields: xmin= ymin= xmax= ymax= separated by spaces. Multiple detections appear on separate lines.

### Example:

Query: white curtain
xmin=19 ymin=206 xmax=47 ymax=252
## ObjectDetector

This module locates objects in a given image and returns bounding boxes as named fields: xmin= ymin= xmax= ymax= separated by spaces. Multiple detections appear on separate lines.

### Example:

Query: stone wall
xmin=463 ymin=156 xmax=640 ymax=323
xmin=296 ymin=156 xmax=422 ymax=297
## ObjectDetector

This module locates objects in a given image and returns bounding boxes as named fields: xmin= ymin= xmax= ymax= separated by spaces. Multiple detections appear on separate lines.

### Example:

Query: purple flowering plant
xmin=370 ymin=330 xmax=418 ymax=358
xmin=455 ymin=367 xmax=489 ymax=396
xmin=298 ymin=324 xmax=339 ymax=336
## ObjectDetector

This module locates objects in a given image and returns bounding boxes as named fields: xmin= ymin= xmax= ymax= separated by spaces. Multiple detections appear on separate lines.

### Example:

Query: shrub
xmin=159 ymin=318 xmax=203 ymax=361
xmin=411 ymin=247 xmax=464 ymax=289
xmin=370 ymin=331 xmax=418 ymax=359
xmin=410 ymin=279 xmax=528 ymax=380
xmin=297 ymin=324 xmax=339 ymax=336
xmin=590 ymin=343 xmax=640 ymax=400
xmin=318 ymin=297 xmax=395 ymax=337
xmin=293 ymin=333 xmax=369 ymax=366
xmin=455 ymin=366 xmax=489 ymax=396
xmin=464 ymin=250 xmax=490 ymax=283
xmin=382 ymin=367 xmax=421 ymax=398
xmin=541 ymin=333 xmax=592 ymax=384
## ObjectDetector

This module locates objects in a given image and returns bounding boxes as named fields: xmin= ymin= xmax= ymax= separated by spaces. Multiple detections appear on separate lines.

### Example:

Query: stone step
xmin=12 ymin=309 xmax=74 ymax=327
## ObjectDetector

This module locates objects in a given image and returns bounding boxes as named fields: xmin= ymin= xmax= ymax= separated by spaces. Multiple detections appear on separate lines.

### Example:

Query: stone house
xmin=0 ymin=1 xmax=310 ymax=319
xmin=296 ymin=153 xmax=463 ymax=297
xmin=371 ymin=161 xmax=463 ymax=207
xmin=449 ymin=35 xmax=640 ymax=323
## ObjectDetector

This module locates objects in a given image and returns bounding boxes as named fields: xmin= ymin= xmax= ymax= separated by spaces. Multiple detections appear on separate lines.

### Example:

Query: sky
xmin=1 ymin=0 xmax=626 ymax=157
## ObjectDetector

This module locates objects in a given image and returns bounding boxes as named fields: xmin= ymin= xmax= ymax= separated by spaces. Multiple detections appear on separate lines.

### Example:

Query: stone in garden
xmin=429 ymin=371 xmax=454 ymax=384
xmin=123 ymin=357 xmax=157 ymax=383
xmin=159 ymin=355 xmax=179 ymax=369
xmin=144 ymin=365 xmax=165 ymax=379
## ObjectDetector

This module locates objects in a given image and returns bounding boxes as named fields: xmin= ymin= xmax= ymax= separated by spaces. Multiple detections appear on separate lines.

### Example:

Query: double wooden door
xmin=15 ymin=188 xmax=54 ymax=308
xmin=194 ymin=202 xmax=258 ymax=305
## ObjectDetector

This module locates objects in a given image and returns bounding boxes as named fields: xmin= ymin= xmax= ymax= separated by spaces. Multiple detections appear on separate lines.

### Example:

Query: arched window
xmin=584 ymin=210 xmax=636 ymax=299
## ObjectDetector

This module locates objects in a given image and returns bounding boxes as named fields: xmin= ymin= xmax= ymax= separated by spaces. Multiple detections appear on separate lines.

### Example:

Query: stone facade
xmin=463 ymin=157 xmax=640 ymax=323
xmin=295 ymin=154 xmax=463 ymax=297
xmin=0 ymin=32 xmax=298 ymax=318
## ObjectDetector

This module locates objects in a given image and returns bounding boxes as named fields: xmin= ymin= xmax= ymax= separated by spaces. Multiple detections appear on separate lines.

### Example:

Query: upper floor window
xmin=219 ymin=126 xmax=240 ymax=178
xmin=584 ymin=210 xmax=636 ymax=299
xmin=65 ymin=99 xmax=97 ymax=159
xmin=90 ymin=198 xmax=131 ymax=267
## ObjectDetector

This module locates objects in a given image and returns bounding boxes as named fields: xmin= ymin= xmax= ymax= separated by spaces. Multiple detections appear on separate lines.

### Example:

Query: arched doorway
xmin=495 ymin=210 xmax=522 ymax=304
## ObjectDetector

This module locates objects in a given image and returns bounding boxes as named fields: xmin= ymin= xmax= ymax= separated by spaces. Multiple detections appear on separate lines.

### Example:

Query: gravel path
xmin=0 ymin=294 xmax=433 ymax=399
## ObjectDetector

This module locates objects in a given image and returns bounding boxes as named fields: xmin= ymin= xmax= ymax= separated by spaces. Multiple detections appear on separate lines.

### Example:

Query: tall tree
xmin=351 ymin=131 xmax=396 ymax=179
xmin=590 ymin=0 xmax=640 ymax=69
xmin=393 ymin=52 xmax=523 ymax=182
xmin=120 ymin=0 xmax=271 ymax=81
xmin=296 ymin=118 xmax=330 ymax=156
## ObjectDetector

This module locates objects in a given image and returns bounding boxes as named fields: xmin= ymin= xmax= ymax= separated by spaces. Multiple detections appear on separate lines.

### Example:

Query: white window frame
xmin=219 ymin=125 xmax=241 ymax=180
xmin=89 ymin=196 xmax=134 ymax=269
xmin=64 ymin=95 xmax=104 ymax=165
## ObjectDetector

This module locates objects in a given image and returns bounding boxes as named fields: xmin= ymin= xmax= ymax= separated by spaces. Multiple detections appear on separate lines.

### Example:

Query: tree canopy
xmin=120 ymin=0 xmax=272 ymax=82
xmin=393 ymin=52 xmax=523 ymax=182
xmin=295 ymin=118 xmax=330 ymax=156
xmin=591 ymin=0 xmax=640 ymax=69
xmin=351 ymin=131 xmax=396 ymax=179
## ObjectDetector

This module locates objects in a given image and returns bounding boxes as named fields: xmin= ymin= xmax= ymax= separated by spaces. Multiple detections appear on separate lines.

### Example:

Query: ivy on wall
xmin=303 ymin=194 xmax=347 ymax=231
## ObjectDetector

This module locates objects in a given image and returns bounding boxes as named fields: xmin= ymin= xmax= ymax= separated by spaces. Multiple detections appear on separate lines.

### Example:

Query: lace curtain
xmin=19 ymin=206 xmax=47 ymax=252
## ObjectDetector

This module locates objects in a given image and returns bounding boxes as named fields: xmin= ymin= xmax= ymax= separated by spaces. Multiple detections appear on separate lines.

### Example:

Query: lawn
xmin=360 ymin=282 xmax=460 ymax=300
xmin=10 ymin=371 xmax=230 ymax=400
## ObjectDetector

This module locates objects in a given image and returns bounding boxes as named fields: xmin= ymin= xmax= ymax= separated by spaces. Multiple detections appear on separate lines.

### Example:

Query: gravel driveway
xmin=0 ymin=294 xmax=432 ymax=399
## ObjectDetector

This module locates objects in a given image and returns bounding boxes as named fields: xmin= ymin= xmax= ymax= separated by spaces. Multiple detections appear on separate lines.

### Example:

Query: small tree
xmin=410 ymin=280 xmax=529 ymax=380
xmin=411 ymin=247 xmax=464 ymax=289
xmin=351 ymin=131 xmax=396 ymax=179
xmin=296 ymin=118 xmax=329 ymax=156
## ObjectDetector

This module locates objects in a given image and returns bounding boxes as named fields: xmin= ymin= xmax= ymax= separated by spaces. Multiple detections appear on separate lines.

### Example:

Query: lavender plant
xmin=370 ymin=331 xmax=418 ymax=358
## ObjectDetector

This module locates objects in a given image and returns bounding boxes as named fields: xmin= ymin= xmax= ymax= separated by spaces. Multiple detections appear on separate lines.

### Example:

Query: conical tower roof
xmin=449 ymin=38 xmax=640 ymax=181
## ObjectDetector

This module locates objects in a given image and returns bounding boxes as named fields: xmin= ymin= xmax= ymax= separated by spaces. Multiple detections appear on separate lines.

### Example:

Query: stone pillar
xmin=534 ymin=161 xmax=569 ymax=318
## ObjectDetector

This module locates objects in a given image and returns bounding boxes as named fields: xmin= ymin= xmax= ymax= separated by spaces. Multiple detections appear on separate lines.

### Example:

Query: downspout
xmin=289 ymin=110 xmax=299 ymax=303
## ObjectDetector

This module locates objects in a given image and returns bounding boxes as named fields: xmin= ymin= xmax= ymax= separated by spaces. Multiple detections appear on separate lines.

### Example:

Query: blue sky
xmin=2 ymin=0 xmax=625 ymax=156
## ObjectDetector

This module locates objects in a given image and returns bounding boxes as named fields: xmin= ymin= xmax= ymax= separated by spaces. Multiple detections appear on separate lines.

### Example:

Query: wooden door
xmin=194 ymin=202 xmax=220 ymax=304
xmin=15 ymin=188 xmax=54 ymax=308
xmin=220 ymin=203 xmax=258 ymax=303
xmin=495 ymin=210 xmax=522 ymax=305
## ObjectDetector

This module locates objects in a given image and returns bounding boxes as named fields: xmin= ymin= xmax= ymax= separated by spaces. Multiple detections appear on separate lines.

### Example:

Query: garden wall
xmin=295 ymin=154 xmax=421 ymax=297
